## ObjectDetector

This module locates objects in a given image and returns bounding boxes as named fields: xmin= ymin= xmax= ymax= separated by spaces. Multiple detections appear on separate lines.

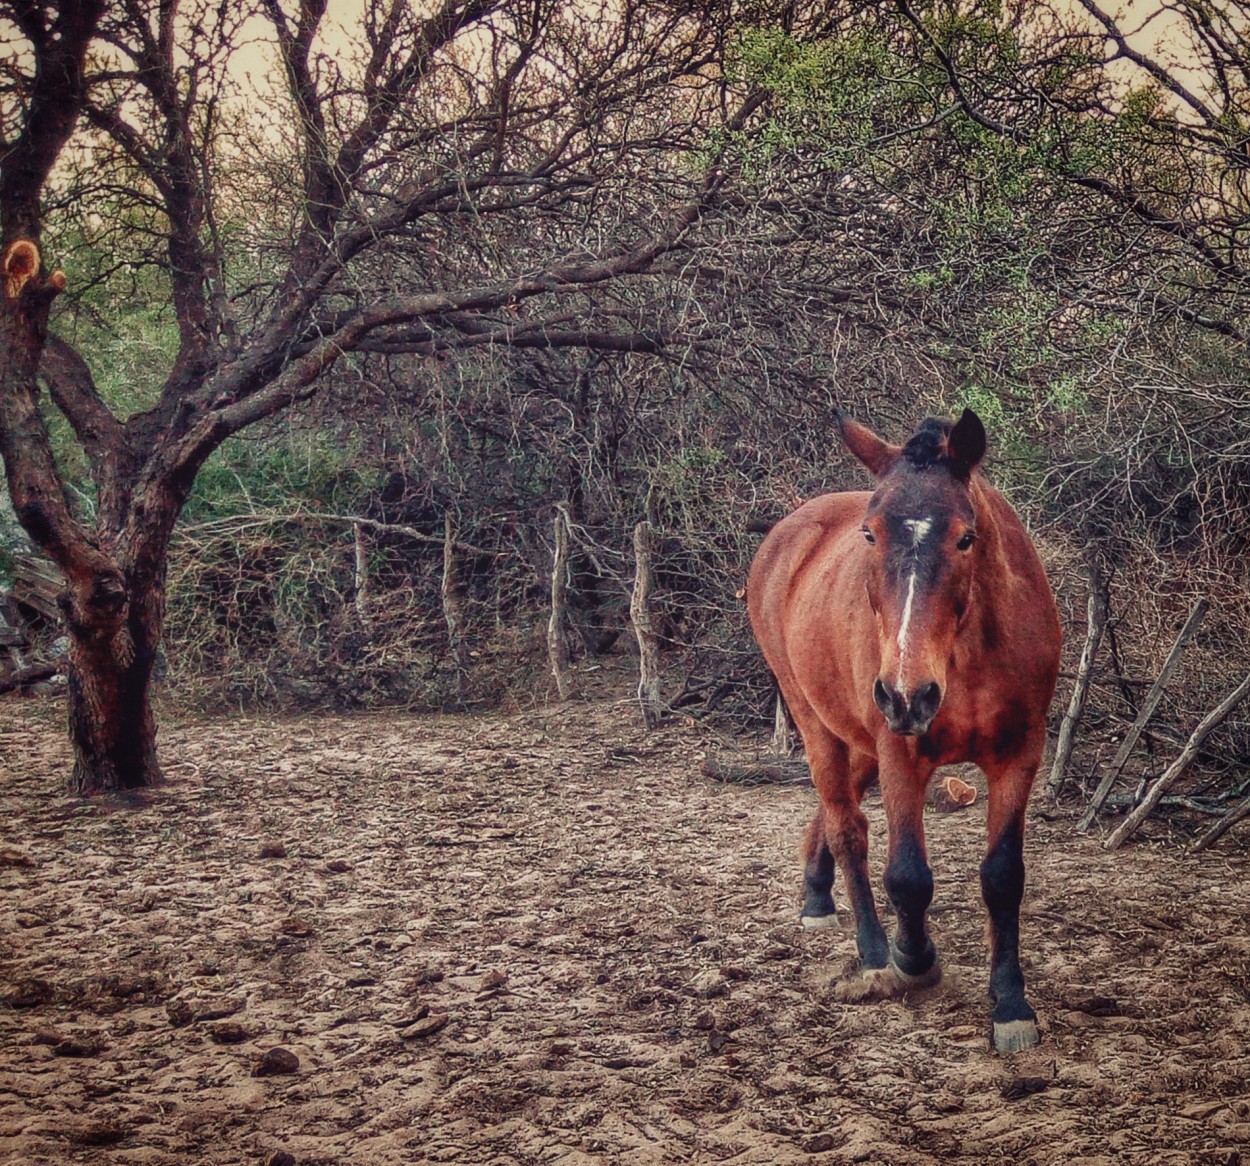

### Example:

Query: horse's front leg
xmin=981 ymin=748 xmax=1043 ymax=1052
xmin=797 ymin=730 xmax=890 ymax=977
xmin=880 ymin=749 xmax=942 ymax=989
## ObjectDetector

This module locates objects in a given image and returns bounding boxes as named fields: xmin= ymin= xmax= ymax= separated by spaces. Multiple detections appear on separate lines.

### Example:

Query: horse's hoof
xmin=800 ymin=910 xmax=839 ymax=930
xmin=832 ymin=965 xmax=903 ymax=1003
xmin=992 ymin=1018 xmax=1040 ymax=1054
xmin=892 ymin=957 xmax=942 ymax=992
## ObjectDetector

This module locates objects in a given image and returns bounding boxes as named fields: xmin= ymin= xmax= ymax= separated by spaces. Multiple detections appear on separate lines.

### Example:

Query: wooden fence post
xmin=547 ymin=504 xmax=573 ymax=701
xmin=630 ymin=520 xmax=663 ymax=728
xmin=1045 ymin=558 xmax=1108 ymax=798
xmin=442 ymin=513 xmax=465 ymax=677
xmin=1079 ymin=597 xmax=1208 ymax=829
xmin=352 ymin=522 xmax=372 ymax=631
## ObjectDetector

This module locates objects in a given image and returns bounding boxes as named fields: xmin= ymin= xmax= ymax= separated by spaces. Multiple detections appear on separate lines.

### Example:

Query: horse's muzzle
xmin=874 ymin=678 xmax=942 ymax=737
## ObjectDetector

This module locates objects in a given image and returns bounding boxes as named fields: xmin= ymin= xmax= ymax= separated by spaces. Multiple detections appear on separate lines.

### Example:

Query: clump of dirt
xmin=1 ymin=693 xmax=1248 ymax=1165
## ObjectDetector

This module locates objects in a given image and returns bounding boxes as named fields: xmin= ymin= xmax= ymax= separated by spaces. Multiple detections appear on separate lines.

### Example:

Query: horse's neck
xmin=968 ymin=476 xmax=1030 ymax=622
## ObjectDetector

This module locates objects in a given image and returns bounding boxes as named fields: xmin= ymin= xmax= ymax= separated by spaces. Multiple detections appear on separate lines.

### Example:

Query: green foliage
xmin=182 ymin=431 xmax=382 ymax=524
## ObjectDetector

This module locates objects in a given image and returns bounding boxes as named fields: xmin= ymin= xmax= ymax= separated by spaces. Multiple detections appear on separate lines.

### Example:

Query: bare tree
xmin=0 ymin=0 xmax=757 ymax=791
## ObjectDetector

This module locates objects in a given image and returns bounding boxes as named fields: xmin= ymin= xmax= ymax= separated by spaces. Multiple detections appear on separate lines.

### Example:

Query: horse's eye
xmin=957 ymin=532 xmax=976 ymax=551
xmin=861 ymin=527 xmax=876 ymax=545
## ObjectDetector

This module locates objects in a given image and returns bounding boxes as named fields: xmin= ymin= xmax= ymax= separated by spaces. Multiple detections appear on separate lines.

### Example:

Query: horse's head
xmin=838 ymin=408 xmax=987 ymax=737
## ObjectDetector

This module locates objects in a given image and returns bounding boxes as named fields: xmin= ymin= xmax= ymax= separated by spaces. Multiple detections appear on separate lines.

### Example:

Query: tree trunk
xmin=64 ymin=567 xmax=165 ymax=794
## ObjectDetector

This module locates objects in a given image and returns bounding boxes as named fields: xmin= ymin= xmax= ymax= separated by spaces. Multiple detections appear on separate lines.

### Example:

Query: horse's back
xmin=746 ymin=491 xmax=869 ymax=640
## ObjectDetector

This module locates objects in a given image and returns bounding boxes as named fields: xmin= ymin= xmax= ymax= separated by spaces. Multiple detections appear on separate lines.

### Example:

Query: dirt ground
xmin=1 ymin=691 xmax=1249 ymax=1166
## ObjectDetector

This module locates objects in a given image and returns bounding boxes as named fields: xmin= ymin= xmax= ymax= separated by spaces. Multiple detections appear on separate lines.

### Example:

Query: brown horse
xmin=747 ymin=409 xmax=1061 ymax=1053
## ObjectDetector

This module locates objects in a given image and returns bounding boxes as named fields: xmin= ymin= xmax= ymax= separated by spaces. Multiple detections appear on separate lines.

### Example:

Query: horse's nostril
xmin=873 ymin=678 xmax=893 ymax=715
xmin=912 ymin=681 xmax=942 ymax=721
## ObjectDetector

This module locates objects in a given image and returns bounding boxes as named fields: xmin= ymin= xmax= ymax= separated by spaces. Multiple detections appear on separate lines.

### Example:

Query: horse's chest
xmin=919 ymin=689 xmax=1031 ymax=767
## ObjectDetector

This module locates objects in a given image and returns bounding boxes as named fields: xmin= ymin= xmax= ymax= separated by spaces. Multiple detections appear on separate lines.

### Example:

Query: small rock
xmin=761 ymin=944 xmax=797 ymax=961
xmin=4 ymin=978 xmax=53 ymax=1008
xmin=693 ymin=1011 xmax=716 ymax=1031
xmin=208 ymin=1022 xmax=251 ymax=1045
xmin=689 ymin=970 xmax=727 ymax=999
xmin=479 ymin=969 xmax=508 ymax=990
xmin=346 ymin=976 xmax=377 ymax=988
xmin=1000 ymin=1076 xmax=1049 ymax=1101
xmin=68 ymin=1120 xmax=126 ymax=1147
xmin=392 ymin=1004 xmax=430 ymax=1027
xmin=707 ymin=1030 xmax=727 ymax=1053
xmin=400 ymin=1013 xmax=449 ymax=1040
xmin=405 ymin=969 xmax=444 ymax=990
xmin=195 ymin=995 xmax=246 ymax=1021
xmin=805 ymin=1133 xmax=839 ymax=1154
xmin=253 ymin=1047 xmax=300 ymax=1077
xmin=166 ymin=1001 xmax=195 ymax=1028
xmin=278 ymin=917 xmax=314 ymax=938
xmin=325 ymin=859 xmax=351 ymax=874
xmin=259 ymin=842 xmax=287 ymax=859
xmin=54 ymin=1036 xmax=104 ymax=1058
xmin=265 ymin=1152 xmax=297 ymax=1166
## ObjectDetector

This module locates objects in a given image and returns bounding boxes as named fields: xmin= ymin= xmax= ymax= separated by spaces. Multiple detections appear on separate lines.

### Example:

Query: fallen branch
xmin=0 ymin=663 xmax=61 ymax=696
xmin=1101 ymin=792 xmax=1234 ymax=815
xmin=701 ymin=756 xmax=811 ymax=787
xmin=1104 ymin=670 xmax=1250 ymax=850
xmin=1189 ymin=791 xmax=1250 ymax=853
xmin=1079 ymin=598 xmax=1208 ymax=829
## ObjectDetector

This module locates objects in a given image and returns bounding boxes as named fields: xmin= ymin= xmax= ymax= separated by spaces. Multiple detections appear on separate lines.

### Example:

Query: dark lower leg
xmin=884 ymin=833 xmax=936 ymax=977
xmin=981 ymin=821 xmax=1034 ymax=1024
xmin=800 ymin=811 xmax=838 ymax=922
xmin=829 ymin=806 xmax=888 ymax=969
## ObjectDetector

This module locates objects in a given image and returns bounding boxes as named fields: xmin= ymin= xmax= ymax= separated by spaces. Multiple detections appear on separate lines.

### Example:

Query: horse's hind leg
xmin=800 ymin=806 xmax=838 ymax=928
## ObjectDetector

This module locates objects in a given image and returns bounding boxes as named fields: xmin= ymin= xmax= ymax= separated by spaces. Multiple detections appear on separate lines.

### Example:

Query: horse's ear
xmin=947 ymin=408 xmax=987 ymax=479
xmin=836 ymin=411 xmax=900 ymax=478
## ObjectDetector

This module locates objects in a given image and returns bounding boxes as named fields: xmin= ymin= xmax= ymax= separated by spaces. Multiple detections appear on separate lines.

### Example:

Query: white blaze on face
xmin=903 ymin=517 xmax=933 ymax=548
xmin=895 ymin=518 xmax=933 ymax=682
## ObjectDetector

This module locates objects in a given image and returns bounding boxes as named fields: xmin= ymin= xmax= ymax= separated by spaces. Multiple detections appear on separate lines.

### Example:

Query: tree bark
xmin=64 ymin=569 xmax=165 ymax=793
